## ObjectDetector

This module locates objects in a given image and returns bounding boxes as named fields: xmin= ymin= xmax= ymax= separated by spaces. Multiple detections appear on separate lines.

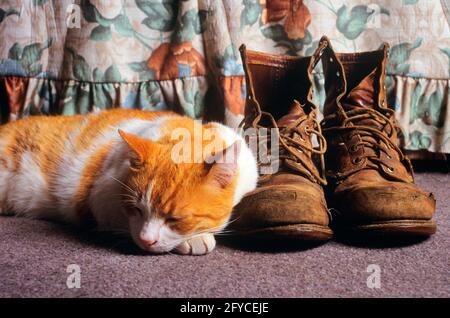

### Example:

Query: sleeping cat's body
xmin=0 ymin=109 xmax=258 ymax=255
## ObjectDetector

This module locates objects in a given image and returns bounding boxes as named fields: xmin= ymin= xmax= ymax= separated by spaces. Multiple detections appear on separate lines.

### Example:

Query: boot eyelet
xmin=386 ymin=167 xmax=395 ymax=173
xmin=352 ymin=157 xmax=363 ymax=165
xmin=349 ymin=144 xmax=358 ymax=153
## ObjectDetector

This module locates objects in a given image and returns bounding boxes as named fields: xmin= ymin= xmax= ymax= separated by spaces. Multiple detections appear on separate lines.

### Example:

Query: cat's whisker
xmin=165 ymin=249 xmax=178 ymax=256
xmin=118 ymin=195 xmax=137 ymax=201
xmin=214 ymin=230 xmax=236 ymax=235
xmin=222 ymin=215 xmax=242 ymax=227
xmin=111 ymin=176 xmax=136 ymax=195
xmin=121 ymin=199 xmax=134 ymax=202
xmin=114 ymin=193 xmax=137 ymax=199
xmin=206 ymin=216 xmax=242 ymax=236
xmin=118 ymin=195 xmax=137 ymax=200
xmin=117 ymin=194 xmax=139 ymax=204
xmin=119 ymin=197 xmax=138 ymax=204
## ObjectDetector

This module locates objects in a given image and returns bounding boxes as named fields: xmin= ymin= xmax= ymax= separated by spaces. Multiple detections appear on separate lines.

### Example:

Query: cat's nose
xmin=139 ymin=237 xmax=158 ymax=247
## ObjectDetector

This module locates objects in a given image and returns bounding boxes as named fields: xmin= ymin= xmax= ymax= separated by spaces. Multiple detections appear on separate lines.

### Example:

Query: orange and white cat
xmin=0 ymin=109 xmax=257 ymax=255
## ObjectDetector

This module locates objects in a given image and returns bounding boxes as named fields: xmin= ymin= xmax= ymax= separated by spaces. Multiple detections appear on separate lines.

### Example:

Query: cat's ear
xmin=118 ymin=129 xmax=154 ymax=170
xmin=205 ymin=141 xmax=241 ymax=188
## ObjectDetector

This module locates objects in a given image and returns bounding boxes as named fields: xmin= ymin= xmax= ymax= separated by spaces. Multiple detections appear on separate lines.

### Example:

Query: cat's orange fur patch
xmin=73 ymin=109 xmax=173 ymax=152
xmin=0 ymin=116 xmax=82 ymax=175
xmin=0 ymin=109 xmax=239 ymax=236
xmin=74 ymin=142 xmax=113 ymax=223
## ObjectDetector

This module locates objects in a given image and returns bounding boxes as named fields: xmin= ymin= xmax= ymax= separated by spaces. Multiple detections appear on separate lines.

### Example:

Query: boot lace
xmin=241 ymin=105 xmax=327 ymax=185
xmin=322 ymin=107 xmax=413 ymax=180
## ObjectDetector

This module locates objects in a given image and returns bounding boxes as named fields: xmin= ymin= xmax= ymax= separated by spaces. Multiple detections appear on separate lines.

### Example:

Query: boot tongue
xmin=342 ymin=68 xmax=390 ymax=133
xmin=341 ymin=68 xmax=393 ymax=155
xmin=277 ymin=101 xmax=306 ymax=127
xmin=274 ymin=101 xmax=321 ymax=181
xmin=341 ymin=68 xmax=378 ymax=112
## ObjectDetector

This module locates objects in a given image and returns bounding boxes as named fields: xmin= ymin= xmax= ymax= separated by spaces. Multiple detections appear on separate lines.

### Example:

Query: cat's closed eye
xmin=165 ymin=215 xmax=183 ymax=223
xmin=126 ymin=207 xmax=143 ymax=217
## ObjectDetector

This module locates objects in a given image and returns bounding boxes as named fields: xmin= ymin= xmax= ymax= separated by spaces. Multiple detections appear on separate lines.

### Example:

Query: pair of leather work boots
xmin=232 ymin=36 xmax=436 ymax=240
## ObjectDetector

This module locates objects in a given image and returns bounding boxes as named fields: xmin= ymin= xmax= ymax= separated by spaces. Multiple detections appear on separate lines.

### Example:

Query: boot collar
xmin=239 ymin=41 xmax=327 ymax=121
xmin=319 ymin=36 xmax=389 ymax=117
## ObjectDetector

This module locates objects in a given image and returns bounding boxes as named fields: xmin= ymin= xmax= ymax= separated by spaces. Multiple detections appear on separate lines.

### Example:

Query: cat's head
xmin=117 ymin=128 xmax=248 ymax=254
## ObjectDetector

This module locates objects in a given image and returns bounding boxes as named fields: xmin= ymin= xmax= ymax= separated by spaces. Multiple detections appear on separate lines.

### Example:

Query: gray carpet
xmin=0 ymin=172 xmax=448 ymax=298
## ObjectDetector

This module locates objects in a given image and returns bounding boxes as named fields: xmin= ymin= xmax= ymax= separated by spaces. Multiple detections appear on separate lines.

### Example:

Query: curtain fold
xmin=0 ymin=0 xmax=449 ymax=153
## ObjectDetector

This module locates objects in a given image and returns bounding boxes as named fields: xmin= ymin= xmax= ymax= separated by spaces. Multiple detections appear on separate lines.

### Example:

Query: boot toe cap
xmin=232 ymin=185 xmax=330 ymax=230
xmin=333 ymin=184 xmax=436 ymax=224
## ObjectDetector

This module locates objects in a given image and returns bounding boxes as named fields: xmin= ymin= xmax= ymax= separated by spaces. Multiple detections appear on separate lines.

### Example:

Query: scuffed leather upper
xmin=321 ymin=42 xmax=413 ymax=183
xmin=239 ymin=43 xmax=328 ymax=185
xmin=319 ymin=36 xmax=436 ymax=222
xmin=232 ymin=44 xmax=331 ymax=230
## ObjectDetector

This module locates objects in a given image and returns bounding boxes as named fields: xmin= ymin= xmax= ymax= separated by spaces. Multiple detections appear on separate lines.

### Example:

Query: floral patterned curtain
xmin=0 ymin=0 xmax=449 ymax=153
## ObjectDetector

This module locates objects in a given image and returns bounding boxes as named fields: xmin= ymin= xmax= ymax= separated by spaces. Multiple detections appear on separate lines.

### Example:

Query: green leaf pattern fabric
xmin=0 ymin=0 xmax=449 ymax=153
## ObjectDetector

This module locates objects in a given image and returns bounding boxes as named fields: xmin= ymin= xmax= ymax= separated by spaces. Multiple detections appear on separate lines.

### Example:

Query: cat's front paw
xmin=174 ymin=233 xmax=216 ymax=255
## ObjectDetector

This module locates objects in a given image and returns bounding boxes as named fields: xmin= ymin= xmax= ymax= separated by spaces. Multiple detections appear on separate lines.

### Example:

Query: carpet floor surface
xmin=0 ymin=172 xmax=448 ymax=298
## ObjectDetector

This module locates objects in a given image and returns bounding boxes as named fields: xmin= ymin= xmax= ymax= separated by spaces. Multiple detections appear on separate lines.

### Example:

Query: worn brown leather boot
xmin=319 ymin=36 xmax=436 ymax=236
xmin=231 ymin=43 xmax=333 ymax=240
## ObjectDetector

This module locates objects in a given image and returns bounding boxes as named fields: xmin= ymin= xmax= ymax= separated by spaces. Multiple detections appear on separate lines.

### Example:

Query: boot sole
xmin=352 ymin=220 xmax=436 ymax=236
xmin=234 ymin=224 xmax=333 ymax=241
